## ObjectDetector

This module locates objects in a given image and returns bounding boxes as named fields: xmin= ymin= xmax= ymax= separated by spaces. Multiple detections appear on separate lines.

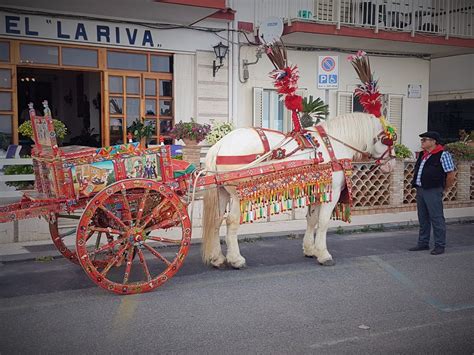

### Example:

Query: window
xmin=62 ymin=47 xmax=98 ymax=67
xmin=253 ymin=88 xmax=286 ymax=130
xmin=0 ymin=42 xmax=9 ymax=62
xmin=107 ymin=51 xmax=147 ymax=71
xmin=20 ymin=44 xmax=59 ymax=65
xmin=151 ymin=55 xmax=173 ymax=73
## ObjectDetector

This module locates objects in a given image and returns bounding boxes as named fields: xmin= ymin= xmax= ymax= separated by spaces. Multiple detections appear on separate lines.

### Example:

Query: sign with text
xmin=408 ymin=84 xmax=422 ymax=98
xmin=0 ymin=11 xmax=214 ymax=52
xmin=318 ymin=55 xmax=339 ymax=89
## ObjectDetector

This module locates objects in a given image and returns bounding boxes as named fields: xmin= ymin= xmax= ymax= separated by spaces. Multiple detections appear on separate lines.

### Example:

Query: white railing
xmin=255 ymin=0 xmax=473 ymax=38
xmin=0 ymin=158 xmax=34 ymax=199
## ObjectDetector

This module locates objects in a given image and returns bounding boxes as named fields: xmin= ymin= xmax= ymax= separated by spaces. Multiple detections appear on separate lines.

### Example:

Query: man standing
xmin=409 ymin=131 xmax=455 ymax=255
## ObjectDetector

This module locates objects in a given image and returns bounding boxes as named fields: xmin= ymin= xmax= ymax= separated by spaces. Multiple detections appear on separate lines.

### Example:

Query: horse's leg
xmin=303 ymin=203 xmax=320 ymax=257
xmin=314 ymin=173 xmax=344 ymax=266
xmin=202 ymin=187 xmax=229 ymax=268
xmin=224 ymin=191 xmax=246 ymax=269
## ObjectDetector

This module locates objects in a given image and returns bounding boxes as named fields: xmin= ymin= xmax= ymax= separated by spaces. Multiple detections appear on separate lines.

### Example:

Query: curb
xmin=1 ymin=217 xmax=473 ymax=264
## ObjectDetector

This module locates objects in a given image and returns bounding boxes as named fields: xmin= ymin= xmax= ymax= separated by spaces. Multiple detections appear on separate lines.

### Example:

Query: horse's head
xmin=369 ymin=129 xmax=396 ymax=173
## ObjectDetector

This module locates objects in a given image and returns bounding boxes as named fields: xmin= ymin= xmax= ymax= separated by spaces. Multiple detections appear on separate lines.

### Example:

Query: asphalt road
xmin=0 ymin=224 xmax=473 ymax=354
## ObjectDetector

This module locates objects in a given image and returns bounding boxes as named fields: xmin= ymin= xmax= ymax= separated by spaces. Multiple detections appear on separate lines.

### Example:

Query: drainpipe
xmin=228 ymin=0 xmax=237 ymax=125
xmin=336 ymin=0 xmax=341 ymax=30
xmin=445 ymin=0 xmax=450 ymax=39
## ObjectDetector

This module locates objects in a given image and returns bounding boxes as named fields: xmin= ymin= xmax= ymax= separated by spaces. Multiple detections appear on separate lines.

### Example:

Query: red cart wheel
xmin=49 ymin=212 xmax=82 ymax=264
xmin=76 ymin=179 xmax=191 ymax=295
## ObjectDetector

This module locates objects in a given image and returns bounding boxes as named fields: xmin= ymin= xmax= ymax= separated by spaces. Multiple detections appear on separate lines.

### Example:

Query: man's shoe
xmin=430 ymin=247 xmax=445 ymax=255
xmin=408 ymin=245 xmax=429 ymax=251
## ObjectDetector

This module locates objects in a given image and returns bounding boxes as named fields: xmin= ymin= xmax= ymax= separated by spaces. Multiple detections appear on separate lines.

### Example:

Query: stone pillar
xmin=456 ymin=161 xmax=471 ymax=201
xmin=182 ymin=145 xmax=201 ymax=168
xmin=389 ymin=159 xmax=405 ymax=206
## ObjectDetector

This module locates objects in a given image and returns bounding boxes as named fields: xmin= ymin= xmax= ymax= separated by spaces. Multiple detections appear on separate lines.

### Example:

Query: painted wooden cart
xmin=0 ymin=102 xmax=324 ymax=295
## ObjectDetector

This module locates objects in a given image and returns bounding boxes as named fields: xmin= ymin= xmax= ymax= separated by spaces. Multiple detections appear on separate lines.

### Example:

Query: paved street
xmin=0 ymin=223 xmax=473 ymax=354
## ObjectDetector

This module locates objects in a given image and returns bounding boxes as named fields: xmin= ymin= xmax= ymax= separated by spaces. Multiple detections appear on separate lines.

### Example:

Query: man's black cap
xmin=419 ymin=131 xmax=441 ymax=142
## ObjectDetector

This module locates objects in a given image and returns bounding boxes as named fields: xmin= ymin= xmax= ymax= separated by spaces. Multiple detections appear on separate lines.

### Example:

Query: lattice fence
xmin=404 ymin=161 xmax=416 ymax=204
xmin=471 ymin=162 xmax=474 ymax=200
xmin=404 ymin=160 xmax=458 ymax=204
xmin=351 ymin=163 xmax=391 ymax=207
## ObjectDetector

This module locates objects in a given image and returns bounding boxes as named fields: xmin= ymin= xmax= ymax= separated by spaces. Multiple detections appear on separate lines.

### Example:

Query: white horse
xmin=201 ymin=112 xmax=395 ymax=268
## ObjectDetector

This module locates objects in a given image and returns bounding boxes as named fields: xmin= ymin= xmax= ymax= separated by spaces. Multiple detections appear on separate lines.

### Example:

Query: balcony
xmin=255 ymin=0 xmax=473 ymax=39
xmin=250 ymin=0 xmax=473 ymax=57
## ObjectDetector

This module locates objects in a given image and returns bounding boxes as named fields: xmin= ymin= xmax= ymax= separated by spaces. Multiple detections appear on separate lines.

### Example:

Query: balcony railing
xmin=255 ymin=0 xmax=473 ymax=39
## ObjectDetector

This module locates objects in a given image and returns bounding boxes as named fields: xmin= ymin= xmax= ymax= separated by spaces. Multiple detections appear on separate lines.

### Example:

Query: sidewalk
xmin=0 ymin=207 xmax=472 ymax=263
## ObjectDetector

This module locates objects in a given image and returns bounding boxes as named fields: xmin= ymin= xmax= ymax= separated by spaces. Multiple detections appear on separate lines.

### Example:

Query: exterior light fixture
xmin=212 ymin=42 xmax=229 ymax=77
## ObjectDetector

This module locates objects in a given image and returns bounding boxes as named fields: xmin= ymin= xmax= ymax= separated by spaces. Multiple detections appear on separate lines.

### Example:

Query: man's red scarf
xmin=422 ymin=144 xmax=443 ymax=160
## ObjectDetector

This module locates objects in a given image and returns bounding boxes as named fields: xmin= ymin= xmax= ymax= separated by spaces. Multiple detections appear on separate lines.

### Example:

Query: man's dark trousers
xmin=416 ymin=187 xmax=446 ymax=248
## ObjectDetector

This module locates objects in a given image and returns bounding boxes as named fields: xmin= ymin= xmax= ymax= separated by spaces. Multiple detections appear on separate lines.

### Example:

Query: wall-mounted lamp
xmin=212 ymin=42 xmax=229 ymax=77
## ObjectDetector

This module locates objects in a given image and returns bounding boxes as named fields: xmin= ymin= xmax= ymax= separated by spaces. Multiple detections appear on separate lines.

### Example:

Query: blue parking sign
xmin=319 ymin=74 xmax=328 ymax=84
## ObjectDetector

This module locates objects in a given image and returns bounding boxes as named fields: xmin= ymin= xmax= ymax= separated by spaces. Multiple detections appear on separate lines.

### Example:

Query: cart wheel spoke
xmin=135 ymin=188 xmax=150 ymax=226
xmin=143 ymin=216 xmax=181 ymax=234
xmin=139 ymin=198 xmax=171 ymax=229
xmin=49 ymin=212 xmax=83 ymax=264
xmin=88 ymin=226 xmax=124 ymax=236
xmin=120 ymin=186 xmax=133 ymax=226
xmin=137 ymin=249 xmax=152 ymax=281
xmin=98 ymin=206 xmax=129 ymax=231
xmin=101 ymin=242 xmax=129 ymax=277
xmin=147 ymin=236 xmax=181 ymax=245
xmin=143 ymin=243 xmax=172 ymax=266
xmin=123 ymin=245 xmax=135 ymax=284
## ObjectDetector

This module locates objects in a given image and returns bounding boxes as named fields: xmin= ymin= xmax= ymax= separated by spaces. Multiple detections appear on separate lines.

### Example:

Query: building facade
xmin=0 ymin=0 xmax=473 ymax=153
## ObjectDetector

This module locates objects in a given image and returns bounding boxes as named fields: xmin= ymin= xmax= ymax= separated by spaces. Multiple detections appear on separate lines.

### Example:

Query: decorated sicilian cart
xmin=0 ymin=44 xmax=397 ymax=294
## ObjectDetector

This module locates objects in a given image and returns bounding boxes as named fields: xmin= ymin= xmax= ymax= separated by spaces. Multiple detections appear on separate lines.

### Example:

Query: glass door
xmin=105 ymin=72 xmax=173 ymax=145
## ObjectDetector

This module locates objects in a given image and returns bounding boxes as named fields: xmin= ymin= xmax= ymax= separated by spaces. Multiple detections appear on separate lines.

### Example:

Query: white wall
xmin=237 ymin=45 xmax=430 ymax=152
xmin=429 ymin=54 xmax=474 ymax=96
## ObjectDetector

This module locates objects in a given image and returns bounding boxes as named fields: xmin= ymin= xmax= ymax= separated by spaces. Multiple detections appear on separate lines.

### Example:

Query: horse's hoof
xmin=319 ymin=259 xmax=335 ymax=266
xmin=210 ymin=256 xmax=227 ymax=269
xmin=230 ymin=262 xmax=246 ymax=270
xmin=212 ymin=262 xmax=227 ymax=270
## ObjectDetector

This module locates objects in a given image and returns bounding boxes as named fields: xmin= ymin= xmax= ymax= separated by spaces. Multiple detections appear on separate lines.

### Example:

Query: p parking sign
xmin=318 ymin=56 xmax=339 ymax=89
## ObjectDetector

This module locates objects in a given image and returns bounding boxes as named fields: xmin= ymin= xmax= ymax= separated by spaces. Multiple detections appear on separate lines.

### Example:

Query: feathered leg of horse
xmin=223 ymin=188 xmax=246 ymax=269
xmin=201 ymin=187 xmax=229 ymax=268
xmin=303 ymin=204 xmax=320 ymax=257
xmin=312 ymin=171 xmax=344 ymax=266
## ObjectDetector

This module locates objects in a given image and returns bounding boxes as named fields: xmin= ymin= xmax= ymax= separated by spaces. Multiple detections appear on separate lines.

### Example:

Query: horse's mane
xmin=319 ymin=112 xmax=380 ymax=159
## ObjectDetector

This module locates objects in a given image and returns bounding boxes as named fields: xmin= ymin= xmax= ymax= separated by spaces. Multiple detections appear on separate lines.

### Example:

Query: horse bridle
xmin=325 ymin=131 xmax=396 ymax=166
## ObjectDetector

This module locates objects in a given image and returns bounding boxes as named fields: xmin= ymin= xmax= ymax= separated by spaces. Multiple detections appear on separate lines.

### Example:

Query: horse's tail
xmin=201 ymin=142 xmax=222 ymax=264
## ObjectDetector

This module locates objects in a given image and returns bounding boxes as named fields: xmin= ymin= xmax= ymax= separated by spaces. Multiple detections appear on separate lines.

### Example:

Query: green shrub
xmin=4 ymin=163 xmax=34 ymax=189
xmin=394 ymin=143 xmax=413 ymax=159
xmin=18 ymin=119 xmax=67 ymax=140
xmin=444 ymin=142 xmax=474 ymax=160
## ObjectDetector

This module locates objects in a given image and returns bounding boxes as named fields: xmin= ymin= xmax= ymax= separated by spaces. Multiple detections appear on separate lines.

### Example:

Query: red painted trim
xmin=238 ymin=21 xmax=254 ymax=32
xmin=155 ymin=0 xmax=226 ymax=10
xmin=283 ymin=21 xmax=474 ymax=48
xmin=209 ymin=9 xmax=235 ymax=21
xmin=216 ymin=154 xmax=262 ymax=165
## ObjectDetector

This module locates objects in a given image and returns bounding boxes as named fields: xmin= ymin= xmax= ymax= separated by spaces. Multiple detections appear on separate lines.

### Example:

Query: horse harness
xmin=215 ymin=126 xmax=395 ymax=168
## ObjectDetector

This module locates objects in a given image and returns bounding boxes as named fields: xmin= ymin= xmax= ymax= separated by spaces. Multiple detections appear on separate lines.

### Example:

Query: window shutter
xmin=253 ymin=87 xmax=264 ymax=127
xmin=337 ymin=91 xmax=353 ymax=115
xmin=387 ymin=94 xmax=403 ymax=139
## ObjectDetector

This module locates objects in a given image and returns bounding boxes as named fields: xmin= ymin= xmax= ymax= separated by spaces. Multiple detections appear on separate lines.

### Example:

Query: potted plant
xmin=127 ymin=118 xmax=154 ymax=147
xmin=206 ymin=121 xmax=234 ymax=145
xmin=18 ymin=119 xmax=68 ymax=142
xmin=394 ymin=143 xmax=413 ymax=159
xmin=300 ymin=95 xmax=329 ymax=128
xmin=170 ymin=118 xmax=211 ymax=145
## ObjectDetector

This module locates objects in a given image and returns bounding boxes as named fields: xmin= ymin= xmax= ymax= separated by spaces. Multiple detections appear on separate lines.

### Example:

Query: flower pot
xmin=182 ymin=138 xmax=199 ymax=146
